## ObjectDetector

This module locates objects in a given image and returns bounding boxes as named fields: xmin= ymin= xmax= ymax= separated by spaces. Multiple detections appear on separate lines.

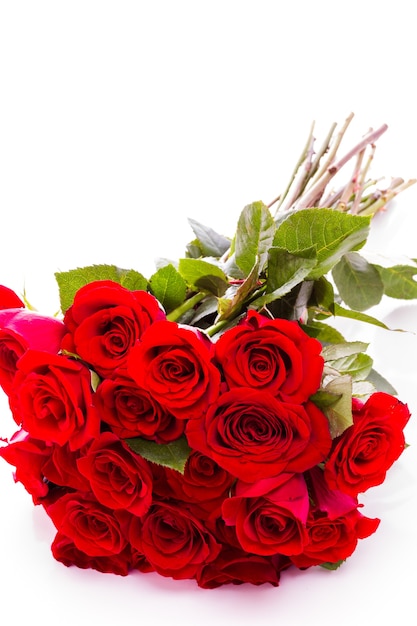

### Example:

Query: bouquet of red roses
xmin=0 ymin=114 xmax=415 ymax=588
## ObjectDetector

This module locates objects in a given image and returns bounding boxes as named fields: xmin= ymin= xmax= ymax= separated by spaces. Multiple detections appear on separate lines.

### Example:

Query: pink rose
xmin=0 ymin=309 xmax=66 ymax=394
xmin=292 ymin=467 xmax=380 ymax=568
xmin=0 ymin=286 xmax=24 ymax=309
xmin=222 ymin=473 xmax=309 ymax=556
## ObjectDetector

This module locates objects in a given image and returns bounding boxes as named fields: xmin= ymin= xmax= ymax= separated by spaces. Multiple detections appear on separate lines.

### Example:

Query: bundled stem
xmin=167 ymin=114 xmax=417 ymax=333
xmin=271 ymin=113 xmax=416 ymax=218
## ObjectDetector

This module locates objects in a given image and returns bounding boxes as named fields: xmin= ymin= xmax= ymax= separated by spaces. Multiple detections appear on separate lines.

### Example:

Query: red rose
xmin=0 ymin=429 xmax=51 ymax=502
xmin=77 ymin=432 xmax=153 ymax=517
xmin=324 ymin=392 xmax=411 ymax=496
xmin=0 ymin=309 xmax=66 ymax=394
xmin=0 ymin=286 xmax=24 ymax=309
xmin=146 ymin=462 xmax=173 ymax=499
xmin=39 ymin=442 xmax=90 ymax=492
xmin=46 ymin=491 xmax=130 ymax=557
xmin=214 ymin=310 xmax=324 ymax=403
xmin=186 ymin=388 xmax=331 ymax=481
xmin=51 ymin=532 xmax=133 ymax=576
xmin=9 ymin=350 xmax=100 ymax=450
xmin=128 ymin=501 xmax=221 ymax=580
xmin=291 ymin=507 xmax=380 ymax=569
xmin=127 ymin=321 xmax=221 ymax=420
xmin=61 ymin=281 xmax=165 ymax=377
xmin=222 ymin=473 xmax=309 ymax=556
xmin=292 ymin=468 xmax=380 ymax=568
xmin=163 ymin=451 xmax=235 ymax=517
xmin=196 ymin=547 xmax=284 ymax=588
xmin=130 ymin=548 xmax=154 ymax=574
xmin=94 ymin=373 xmax=184 ymax=442
xmin=205 ymin=510 xmax=243 ymax=551
xmin=307 ymin=466 xmax=359 ymax=519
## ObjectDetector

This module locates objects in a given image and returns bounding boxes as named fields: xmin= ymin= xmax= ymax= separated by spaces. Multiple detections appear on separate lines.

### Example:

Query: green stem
xmin=308 ymin=113 xmax=354 ymax=188
xmin=306 ymin=121 xmax=338 ymax=185
xmin=166 ymin=292 xmax=206 ymax=322
xmin=273 ymin=120 xmax=315 ymax=214
xmin=205 ymin=318 xmax=230 ymax=337
xmin=295 ymin=122 xmax=388 ymax=211
xmin=358 ymin=178 xmax=417 ymax=216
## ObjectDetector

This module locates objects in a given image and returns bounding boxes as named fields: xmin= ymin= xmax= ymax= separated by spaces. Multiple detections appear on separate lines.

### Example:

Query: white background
xmin=1 ymin=2 xmax=417 ymax=625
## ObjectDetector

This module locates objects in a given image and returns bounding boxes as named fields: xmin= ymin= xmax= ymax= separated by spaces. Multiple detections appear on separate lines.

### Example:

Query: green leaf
xmin=273 ymin=208 xmax=371 ymax=280
xmin=320 ymin=559 xmax=346 ymax=571
xmin=249 ymin=248 xmax=316 ymax=309
xmin=149 ymin=264 xmax=188 ymax=313
xmin=222 ymin=252 xmax=247 ymax=280
xmin=321 ymin=341 xmax=369 ymax=362
xmin=332 ymin=303 xmax=393 ymax=330
xmin=332 ymin=252 xmax=384 ymax=311
xmin=217 ymin=260 xmax=261 ymax=321
xmin=235 ymin=201 xmax=276 ymax=276
xmin=188 ymin=218 xmax=231 ymax=257
xmin=124 ymin=436 xmax=191 ymax=474
xmin=301 ymin=321 xmax=346 ymax=343
xmin=178 ymin=258 xmax=229 ymax=296
xmin=322 ymin=343 xmax=374 ymax=382
xmin=55 ymin=264 xmax=148 ymax=313
xmin=321 ymin=374 xmax=353 ymax=439
xmin=195 ymin=275 xmax=229 ymax=297
xmin=188 ymin=296 xmax=218 ymax=324
xmin=366 ymin=368 xmax=397 ymax=395
xmin=119 ymin=270 xmax=149 ymax=292
xmin=326 ymin=352 xmax=373 ymax=381
xmin=310 ymin=389 xmax=342 ymax=408
xmin=154 ymin=257 xmax=178 ymax=270
xmin=185 ymin=239 xmax=204 ymax=259
xmin=90 ymin=370 xmax=101 ymax=392
xmin=352 ymin=380 xmax=376 ymax=398
xmin=267 ymin=247 xmax=317 ymax=294
xmin=374 ymin=263 xmax=417 ymax=299
xmin=313 ymin=276 xmax=336 ymax=311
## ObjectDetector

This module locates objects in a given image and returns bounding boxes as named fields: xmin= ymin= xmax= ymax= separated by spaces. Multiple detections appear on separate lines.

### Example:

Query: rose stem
xmin=299 ymin=121 xmax=338 ymax=196
xmin=336 ymin=148 xmax=366 ymax=212
xmin=205 ymin=318 xmax=231 ymax=338
xmin=273 ymin=120 xmax=316 ymax=212
xmin=349 ymin=146 xmax=373 ymax=214
xmin=358 ymin=177 xmax=417 ymax=215
xmin=279 ymin=130 xmax=316 ymax=213
xmin=306 ymin=112 xmax=355 ymax=189
xmin=294 ymin=123 xmax=389 ymax=210
xmin=166 ymin=292 xmax=207 ymax=322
